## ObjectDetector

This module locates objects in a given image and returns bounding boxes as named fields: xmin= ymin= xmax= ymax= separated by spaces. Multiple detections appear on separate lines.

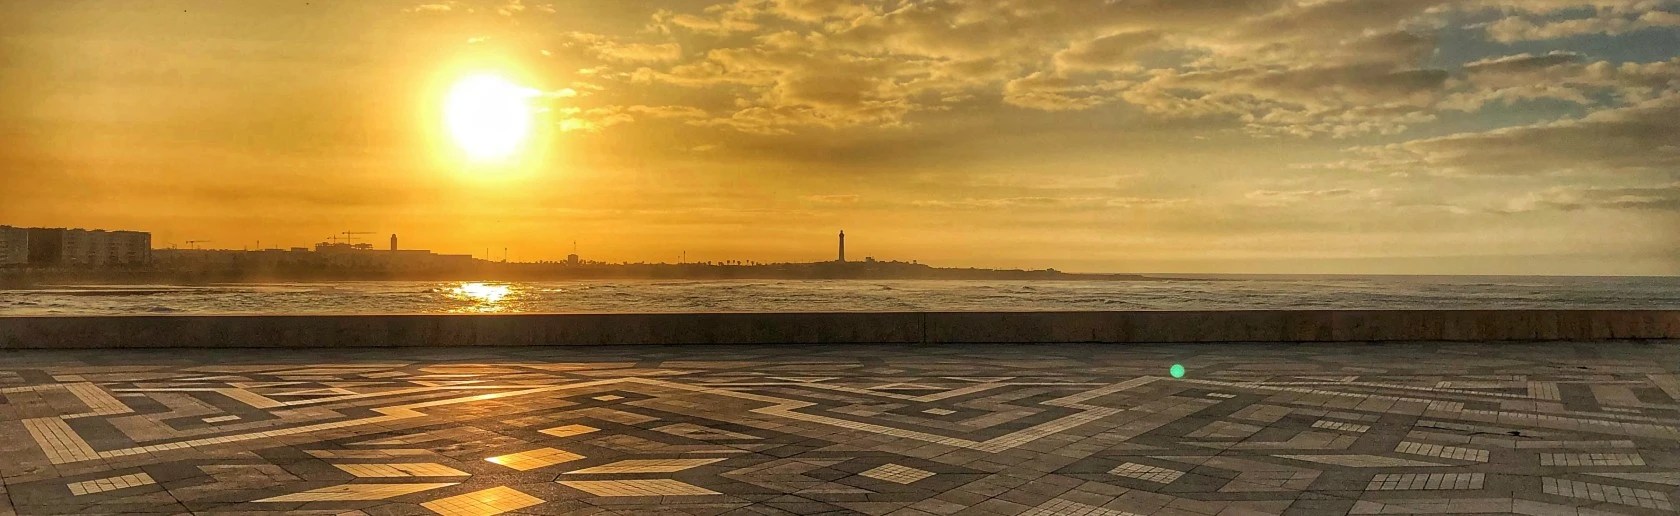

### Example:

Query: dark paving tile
xmin=3 ymin=342 xmax=1680 ymax=515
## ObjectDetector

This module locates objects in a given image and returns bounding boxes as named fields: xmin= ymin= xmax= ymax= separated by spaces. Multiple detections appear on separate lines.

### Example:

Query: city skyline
xmin=3 ymin=1 xmax=1679 ymax=275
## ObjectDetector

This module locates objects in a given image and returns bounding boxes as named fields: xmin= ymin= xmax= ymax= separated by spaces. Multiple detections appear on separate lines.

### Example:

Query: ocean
xmin=3 ymin=276 xmax=1679 ymax=315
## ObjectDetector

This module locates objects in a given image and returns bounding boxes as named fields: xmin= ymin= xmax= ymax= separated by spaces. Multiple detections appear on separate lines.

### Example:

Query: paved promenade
xmin=2 ymin=342 xmax=1678 ymax=515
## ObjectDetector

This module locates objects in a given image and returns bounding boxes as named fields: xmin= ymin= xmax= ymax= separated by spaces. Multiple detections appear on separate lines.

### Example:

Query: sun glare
xmin=443 ymin=74 xmax=537 ymax=162
xmin=447 ymin=282 xmax=512 ymax=312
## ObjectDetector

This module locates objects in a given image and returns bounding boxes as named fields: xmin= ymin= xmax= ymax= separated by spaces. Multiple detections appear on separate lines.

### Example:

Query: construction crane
xmin=185 ymin=240 xmax=211 ymax=250
xmin=341 ymin=231 xmax=375 ymax=245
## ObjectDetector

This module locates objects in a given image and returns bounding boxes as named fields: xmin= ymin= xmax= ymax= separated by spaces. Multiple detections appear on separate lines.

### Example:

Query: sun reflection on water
xmin=447 ymin=282 xmax=513 ymax=312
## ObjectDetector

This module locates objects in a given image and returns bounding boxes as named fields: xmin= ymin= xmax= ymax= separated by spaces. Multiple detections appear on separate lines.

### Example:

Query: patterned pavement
xmin=2 ymin=342 xmax=1679 ymax=515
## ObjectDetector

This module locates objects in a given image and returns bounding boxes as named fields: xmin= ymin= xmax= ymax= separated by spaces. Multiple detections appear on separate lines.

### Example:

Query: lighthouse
xmin=838 ymin=230 xmax=846 ymax=262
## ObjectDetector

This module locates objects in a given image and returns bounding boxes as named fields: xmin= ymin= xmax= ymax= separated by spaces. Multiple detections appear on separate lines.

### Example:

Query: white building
xmin=59 ymin=229 xmax=151 ymax=266
xmin=0 ymin=226 xmax=151 ymax=266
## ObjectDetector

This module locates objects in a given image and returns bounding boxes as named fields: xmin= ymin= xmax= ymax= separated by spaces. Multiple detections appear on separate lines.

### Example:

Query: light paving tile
xmin=256 ymin=483 xmax=458 ymax=502
xmin=421 ymin=486 xmax=543 ymax=516
xmin=652 ymin=422 xmax=761 ymax=440
xmin=539 ymin=424 xmax=599 ymax=438
xmin=486 ymin=447 xmax=584 ymax=471
xmin=1311 ymin=420 xmax=1371 ymax=433
xmin=334 ymin=463 xmax=470 ymax=478
xmin=1276 ymin=454 xmax=1446 ymax=467
xmin=1587 ymin=471 xmax=1680 ymax=486
xmin=1395 ymin=441 xmax=1489 ymax=462
xmin=923 ymin=408 xmax=957 ymax=416
xmin=308 ymin=449 xmax=437 ymax=459
xmin=559 ymin=479 xmax=721 ymax=497
xmin=860 ymin=463 xmax=935 ymax=484
xmin=20 ymin=341 xmax=1680 ymax=515
xmin=566 ymin=458 xmax=727 ymax=474
xmin=1019 ymin=498 xmax=1146 ymax=516
xmin=1538 ymin=453 xmax=1644 ymax=466
xmin=1109 ymin=462 xmax=1184 ymax=484
xmin=1224 ymin=470 xmax=1319 ymax=491
xmin=592 ymin=395 xmax=625 ymax=401
xmin=1365 ymin=473 xmax=1484 ymax=491
xmin=23 ymin=417 xmax=100 ymax=464
xmin=63 ymin=382 xmax=131 ymax=417
xmin=67 ymin=473 xmax=155 ymax=496
xmin=1542 ymin=477 xmax=1672 ymax=510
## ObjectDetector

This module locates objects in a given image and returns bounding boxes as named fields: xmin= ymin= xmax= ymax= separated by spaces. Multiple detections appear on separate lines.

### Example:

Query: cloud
xmin=1504 ymin=182 xmax=1680 ymax=212
xmin=1462 ymin=51 xmax=1586 ymax=75
xmin=803 ymin=194 xmax=860 ymax=204
xmin=565 ymin=0 xmax=1673 ymax=138
xmin=401 ymin=0 xmax=553 ymax=16
xmin=1484 ymin=9 xmax=1680 ymax=42
xmin=1120 ymin=62 xmax=1449 ymax=136
xmin=1003 ymin=72 xmax=1128 ymax=111
xmin=560 ymin=33 xmax=683 ymax=63
xmin=907 ymin=195 xmax=1189 ymax=210
xmin=1348 ymin=92 xmax=1680 ymax=175
xmin=769 ymin=0 xmax=877 ymax=21
xmin=1245 ymin=188 xmax=1362 ymax=206
xmin=1437 ymin=54 xmax=1680 ymax=110
xmin=404 ymin=3 xmax=455 ymax=13
xmin=650 ymin=2 xmax=763 ymax=35
xmin=1053 ymin=31 xmax=1164 ymax=71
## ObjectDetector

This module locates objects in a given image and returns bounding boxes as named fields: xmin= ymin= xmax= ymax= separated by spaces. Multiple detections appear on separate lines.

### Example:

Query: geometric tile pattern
xmin=484 ymin=447 xmax=584 ymax=471
xmin=558 ymin=479 xmax=720 ymax=496
xmin=65 ymin=473 xmax=154 ymax=496
xmin=1539 ymin=452 xmax=1645 ymax=466
xmin=1020 ymin=498 xmax=1146 ymax=516
xmin=4 ymin=342 xmax=1680 ymax=515
xmin=254 ymin=482 xmax=458 ymax=502
xmin=1395 ymin=441 xmax=1490 ymax=462
xmin=1276 ymin=454 xmax=1447 ymax=467
xmin=1107 ymin=462 xmax=1183 ymax=483
xmin=859 ymin=463 xmax=935 ymax=484
xmin=538 ymin=423 xmax=599 ymax=438
xmin=1366 ymin=473 xmax=1485 ymax=490
xmin=1312 ymin=419 xmax=1372 ymax=433
xmin=420 ymin=486 xmax=544 ymax=516
xmin=1542 ymin=477 xmax=1672 ymax=510
xmin=566 ymin=457 xmax=727 ymax=474
xmin=333 ymin=462 xmax=471 ymax=477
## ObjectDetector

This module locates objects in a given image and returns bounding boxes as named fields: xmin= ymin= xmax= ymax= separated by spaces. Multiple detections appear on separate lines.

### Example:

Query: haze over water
xmin=5 ymin=276 xmax=1679 ymax=316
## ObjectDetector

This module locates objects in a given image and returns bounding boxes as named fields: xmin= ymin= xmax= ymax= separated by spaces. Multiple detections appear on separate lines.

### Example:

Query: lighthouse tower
xmin=838 ymin=230 xmax=846 ymax=262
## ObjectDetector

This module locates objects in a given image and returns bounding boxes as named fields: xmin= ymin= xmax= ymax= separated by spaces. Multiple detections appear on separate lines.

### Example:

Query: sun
xmin=443 ymin=73 xmax=538 ymax=162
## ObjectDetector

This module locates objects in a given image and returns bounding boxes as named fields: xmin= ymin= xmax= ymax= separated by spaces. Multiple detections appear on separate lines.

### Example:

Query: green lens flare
xmin=1169 ymin=364 xmax=1186 ymax=378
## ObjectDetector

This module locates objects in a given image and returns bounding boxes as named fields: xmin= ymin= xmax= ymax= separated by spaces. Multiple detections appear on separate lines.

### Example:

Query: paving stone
xmin=2 ymin=342 xmax=1679 ymax=514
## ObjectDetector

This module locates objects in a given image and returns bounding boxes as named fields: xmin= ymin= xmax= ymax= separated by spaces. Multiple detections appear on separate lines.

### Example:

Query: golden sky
xmin=3 ymin=0 xmax=1678 ymax=274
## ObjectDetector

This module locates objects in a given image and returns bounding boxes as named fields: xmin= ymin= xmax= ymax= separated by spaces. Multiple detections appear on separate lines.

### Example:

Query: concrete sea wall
xmin=2 ymin=310 xmax=1679 ymax=348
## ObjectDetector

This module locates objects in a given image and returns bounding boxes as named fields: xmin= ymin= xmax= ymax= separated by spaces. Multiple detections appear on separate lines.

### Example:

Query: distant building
xmin=0 ymin=226 xmax=27 ymax=265
xmin=390 ymin=234 xmax=398 ymax=252
xmin=0 ymin=226 xmax=150 ymax=266
xmin=838 ymin=230 xmax=846 ymax=262
xmin=153 ymin=238 xmax=472 ymax=273
xmin=567 ymin=253 xmax=580 ymax=266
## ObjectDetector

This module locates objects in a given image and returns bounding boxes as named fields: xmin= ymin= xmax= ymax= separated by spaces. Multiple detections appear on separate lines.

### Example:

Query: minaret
xmin=838 ymin=230 xmax=846 ymax=262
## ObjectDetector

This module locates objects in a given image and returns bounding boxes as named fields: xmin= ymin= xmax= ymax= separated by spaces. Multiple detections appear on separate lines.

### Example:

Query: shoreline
xmin=0 ymin=265 xmax=1174 ymax=289
xmin=3 ymin=310 xmax=1677 ymax=348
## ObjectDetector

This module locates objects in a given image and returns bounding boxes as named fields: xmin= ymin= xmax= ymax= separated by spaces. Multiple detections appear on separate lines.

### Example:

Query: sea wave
xmin=2 ymin=277 xmax=1679 ymax=315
